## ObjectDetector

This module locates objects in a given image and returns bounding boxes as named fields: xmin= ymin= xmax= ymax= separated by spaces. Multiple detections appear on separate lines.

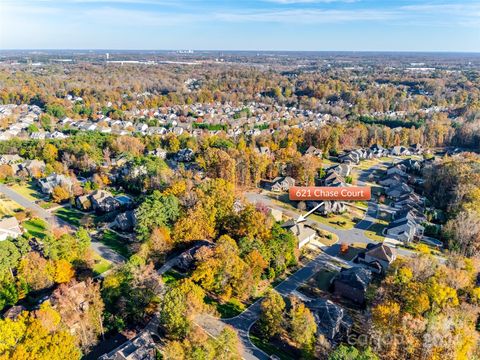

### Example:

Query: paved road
xmin=223 ymin=251 xmax=345 ymax=360
xmin=0 ymin=184 xmax=126 ymax=265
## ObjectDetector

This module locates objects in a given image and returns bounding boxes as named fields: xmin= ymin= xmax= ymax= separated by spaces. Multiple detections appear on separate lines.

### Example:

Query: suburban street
xmin=0 ymin=183 xmax=126 ymax=265
xmin=222 ymin=251 xmax=346 ymax=360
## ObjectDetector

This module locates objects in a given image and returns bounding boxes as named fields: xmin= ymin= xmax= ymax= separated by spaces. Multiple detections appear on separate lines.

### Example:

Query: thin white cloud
xmin=215 ymin=8 xmax=397 ymax=23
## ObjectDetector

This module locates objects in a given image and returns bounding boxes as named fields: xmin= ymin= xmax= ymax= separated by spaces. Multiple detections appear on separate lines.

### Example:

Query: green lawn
xmin=310 ymin=212 xmax=358 ymax=230
xmin=23 ymin=218 xmax=49 ymax=239
xmin=313 ymin=270 xmax=337 ymax=291
xmin=11 ymin=182 xmax=44 ymax=201
xmin=100 ymin=230 xmax=131 ymax=258
xmin=364 ymin=221 xmax=388 ymax=242
xmin=92 ymin=254 xmax=112 ymax=275
xmin=54 ymin=207 xmax=84 ymax=227
xmin=0 ymin=197 xmax=23 ymax=217
xmin=205 ymin=297 xmax=246 ymax=319
xmin=249 ymin=333 xmax=295 ymax=360
xmin=162 ymin=269 xmax=186 ymax=284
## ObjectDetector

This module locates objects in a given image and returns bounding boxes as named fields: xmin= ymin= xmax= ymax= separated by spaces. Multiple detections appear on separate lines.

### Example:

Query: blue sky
xmin=0 ymin=0 xmax=479 ymax=51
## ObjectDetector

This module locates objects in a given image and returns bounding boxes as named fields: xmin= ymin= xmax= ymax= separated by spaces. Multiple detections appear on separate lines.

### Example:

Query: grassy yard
xmin=11 ymin=182 xmax=44 ymax=201
xmin=205 ymin=296 xmax=246 ymax=319
xmin=313 ymin=269 xmax=337 ymax=291
xmin=249 ymin=332 xmax=296 ymax=360
xmin=364 ymin=222 xmax=387 ymax=242
xmin=92 ymin=253 xmax=112 ymax=276
xmin=54 ymin=207 xmax=84 ymax=227
xmin=162 ymin=269 xmax=186 ymax=284
xmin=100 ymin=230 xmax=131 ymax=258
xmin=0 ymin=197 xmax=23 ymax=217
xmin=310 ymin=212 xmax=359 ymax=230
xmin=23 ymin=218 xmax=49 ymax=239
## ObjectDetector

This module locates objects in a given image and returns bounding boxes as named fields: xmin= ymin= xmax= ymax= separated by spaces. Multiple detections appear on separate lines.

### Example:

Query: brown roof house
xmin=75 ymin=194 xmax=92 ymax=211
xmin=356 ymin=243 xmax=397 ymax=273
xmin=332 ymin=267 xmax=372 ymax=304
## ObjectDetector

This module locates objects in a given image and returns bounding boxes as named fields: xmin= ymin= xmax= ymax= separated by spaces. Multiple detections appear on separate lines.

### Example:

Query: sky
xmin=0 ymin=0 xmax=479 ymax=52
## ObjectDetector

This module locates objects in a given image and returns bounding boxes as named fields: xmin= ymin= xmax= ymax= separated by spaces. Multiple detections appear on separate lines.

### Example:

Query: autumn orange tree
xmin=370 ymin=253 xmax=479 ymax=360
xmin=0 ymin=304 xmax=81 ymax=360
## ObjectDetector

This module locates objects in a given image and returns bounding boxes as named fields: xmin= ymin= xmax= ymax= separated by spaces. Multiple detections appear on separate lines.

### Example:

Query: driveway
xmin=0 ymin=184 xmax=126 ymax=265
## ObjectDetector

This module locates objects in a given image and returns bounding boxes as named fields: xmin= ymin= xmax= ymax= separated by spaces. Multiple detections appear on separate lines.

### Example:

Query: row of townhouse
xmin=338 ymin=143 xmax=426 ymax=165
xmin=380 ymin=159 xmax=428 ymax=243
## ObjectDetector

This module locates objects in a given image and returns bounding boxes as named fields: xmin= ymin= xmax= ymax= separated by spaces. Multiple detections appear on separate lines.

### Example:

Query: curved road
xmin=0 ymin=184 xmax=126 ymax=265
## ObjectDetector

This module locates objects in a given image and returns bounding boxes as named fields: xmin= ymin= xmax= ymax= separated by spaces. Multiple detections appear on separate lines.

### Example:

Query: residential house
xmin=307 ymin=200 xmax=346 ymax=215
xmin=386 ymin=219 xmax=424 ymax=243
xmin=327 ymin=164 xmax=351 ymax=178
xmin=324 ymin=172 xmax=346 ymax=187
xmin=307 ymin=299 xmax=353 ymax=340
xmin=0 ymin=154 xmax=23 ymax=165
xmin=261 ymin=176 xmax=295 ymax=192
xmin=338 ymin=151 xmax=360 ymax=165
xmin=113 ymin=211 xmax=136 ymax=232
xmin=304 ymin=146 xmax=322 ymax=158
xmin=75 ymin=194 xmax=91 ymax=211
xmin=378 ymin=174 xmax=404 ymax=187
xmin=391 ymin=146 xmax=411 ymax=156
xmin=385 ymin=183 xmax=413 ymax=200
xmin=0 ymin=217 xmax=22 ymax=241
xmin=399 ymin=158 xmax=422 ymax=174
xmin=370 ymin=144 xmax=388 ymax=157
xmin=99 ymin=332 xmax=156 ymax=360
xmin=267 ymin=207 xmax=283 ymax=222
xmin=38 ymin=173 xmax=73 ymax=194
xmin=356 ymin=243 xmax=397 ymax=273
xmin=409 ymin=143 xmax=424 ymax=155
xmin=281 ymin=221 xmax=316 ymax=248
xmin=386 ymin=164 xmax=408 ymax=178
xmin=175 ymin=148 xmax=194 ymax=162
xmin=332 ymin=267 xmax=372 ymax=304
xmin=90 ymin=190 xmax=120 ymax=213
xmin=394 ymin=192 xmax=424 ymax=208
xmin=148 ymin=148 xmax=167 ymax=159
xmin=20 ymin=159 xmax=46 ymax=177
